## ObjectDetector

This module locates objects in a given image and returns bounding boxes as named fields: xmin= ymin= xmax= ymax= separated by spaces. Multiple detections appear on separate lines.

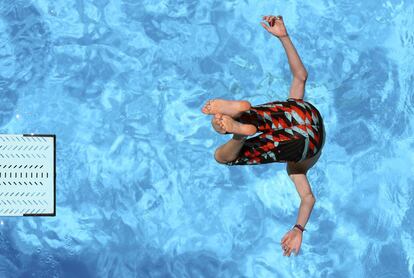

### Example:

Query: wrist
xmin=293 ymin=226 xmax=303 ymax=233
xmin=292 ymin=223 xmax=306 ymax=232
xmin=277 ymin=34 xmax=289 ymax=40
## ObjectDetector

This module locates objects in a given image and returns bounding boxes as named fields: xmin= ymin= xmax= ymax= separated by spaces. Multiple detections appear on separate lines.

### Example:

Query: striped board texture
xmin=0 ymin=134 xmax=56 ymax=216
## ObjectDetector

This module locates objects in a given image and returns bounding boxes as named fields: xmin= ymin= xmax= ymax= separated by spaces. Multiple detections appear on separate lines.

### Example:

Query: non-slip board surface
xmin=0 ymin=134 xmax=55 ymax=216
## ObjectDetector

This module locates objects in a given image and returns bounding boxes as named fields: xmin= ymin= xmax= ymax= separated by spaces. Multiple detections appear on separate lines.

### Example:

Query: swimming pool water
xmin=0 ymin=0 xmax=413 ymax=277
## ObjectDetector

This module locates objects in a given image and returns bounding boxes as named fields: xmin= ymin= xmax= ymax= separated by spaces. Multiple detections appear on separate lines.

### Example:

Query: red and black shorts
xmin=225 ymin=98 xmax=325 ymax=166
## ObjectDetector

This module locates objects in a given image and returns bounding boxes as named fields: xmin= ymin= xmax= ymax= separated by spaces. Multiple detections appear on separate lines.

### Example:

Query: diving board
xmin=0 ymin=134 xmax=56 ymax=216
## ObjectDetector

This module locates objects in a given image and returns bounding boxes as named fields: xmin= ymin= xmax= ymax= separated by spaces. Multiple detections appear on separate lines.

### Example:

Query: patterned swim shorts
xmin=225 ymin=97 xmax=325 ymax=166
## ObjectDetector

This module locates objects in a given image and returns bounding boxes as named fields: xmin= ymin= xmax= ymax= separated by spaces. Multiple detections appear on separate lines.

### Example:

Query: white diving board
xmin=0 ymin=134 xmax=56 ymax=216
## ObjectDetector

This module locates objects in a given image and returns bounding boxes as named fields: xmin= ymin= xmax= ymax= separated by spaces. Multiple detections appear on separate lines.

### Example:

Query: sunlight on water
xmin=0 ymin=0 xmax=413 ymax=277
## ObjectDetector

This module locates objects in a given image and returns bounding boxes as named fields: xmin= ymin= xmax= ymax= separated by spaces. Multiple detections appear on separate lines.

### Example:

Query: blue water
xmin=0 ymin=0 xmax=413 ymax=277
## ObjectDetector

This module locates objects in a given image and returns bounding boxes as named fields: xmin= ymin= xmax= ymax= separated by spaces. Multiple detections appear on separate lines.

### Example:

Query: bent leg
xmin=225 ymin=129 xmax=306 ymax=166
xmin=236 ymin=102 xmax=289 ymax=133
xmin=214 ymin=134 xmax=247 ymax=164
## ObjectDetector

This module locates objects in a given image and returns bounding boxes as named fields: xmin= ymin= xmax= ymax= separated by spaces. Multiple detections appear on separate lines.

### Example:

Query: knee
xmin=242 ymin=100 xmax=252 ymax=109
xmin=214 ymin=149 xmax=228 ymax=164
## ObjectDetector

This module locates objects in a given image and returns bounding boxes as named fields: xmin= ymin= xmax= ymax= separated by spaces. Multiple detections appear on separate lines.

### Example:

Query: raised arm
xmin=261 ymin=15 xmax=308 ymax=100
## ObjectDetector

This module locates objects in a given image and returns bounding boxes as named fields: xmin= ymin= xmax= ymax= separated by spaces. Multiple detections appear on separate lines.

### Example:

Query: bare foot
xmin=211 ymin=114 xmax=226 ymax=134
xmin=201 ymin=99 xmax=251 ymax=118
xmin=217 ymin=114 xmax=257 ymax=136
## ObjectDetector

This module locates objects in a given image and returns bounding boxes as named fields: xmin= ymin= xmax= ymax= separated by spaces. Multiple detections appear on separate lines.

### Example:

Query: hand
xmin=261 ymin=15 xmax=288 ymax=38
xmin=280 ymin=228 xmax=302 ymax=256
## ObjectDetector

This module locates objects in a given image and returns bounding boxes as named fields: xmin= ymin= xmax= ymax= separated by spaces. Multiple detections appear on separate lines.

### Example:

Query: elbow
xmin=295 ymin=71 xmax=308 ymax=82
xmin=301 ymin=194 xmax=315 ymax=204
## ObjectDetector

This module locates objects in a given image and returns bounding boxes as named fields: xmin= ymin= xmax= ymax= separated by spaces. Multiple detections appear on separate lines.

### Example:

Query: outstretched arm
xmin=261 ymin=15 xmax=308 ymax=100
xmin=278 ymin=157 xmax=319 ymax=257
xmin=287 ymin=172 xmax=316 ymax=230
xmin=279 ymin=170 xmax=316 ymax=256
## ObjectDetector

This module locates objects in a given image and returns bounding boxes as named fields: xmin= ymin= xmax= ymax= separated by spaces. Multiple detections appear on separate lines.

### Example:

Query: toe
xmin=202 ymin=100 xmax=210 ymax=110
xmin=209 ymin=99 xmax=216 ymax=110
xmin=221 ymin=119 xmax=228 ymax=129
